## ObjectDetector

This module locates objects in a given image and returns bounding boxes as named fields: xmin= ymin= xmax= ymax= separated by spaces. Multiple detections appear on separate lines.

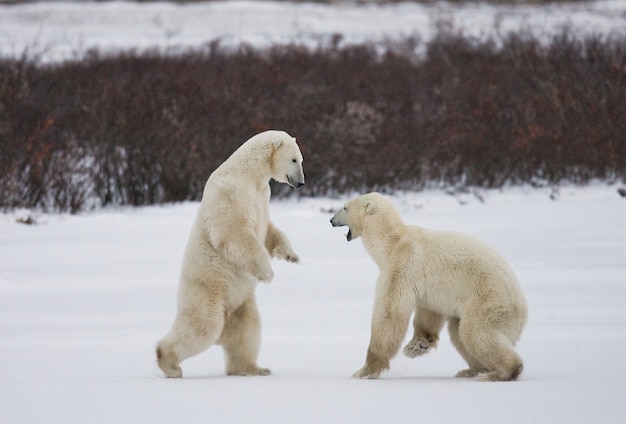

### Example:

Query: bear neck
xmin=361 ymin=215 xmax=404 ymax=267
xmin=218 ymin=142 xmax=273 ymax=183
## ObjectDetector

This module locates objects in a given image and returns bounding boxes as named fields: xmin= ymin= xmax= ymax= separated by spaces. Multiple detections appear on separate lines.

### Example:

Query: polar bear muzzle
xmin=330 ymin=208 xmax=353 ymax=241
xmin=287 ymin=174 xmax=305 ymax=189
xmin=284 ymin=158 xmax=305 ymax=189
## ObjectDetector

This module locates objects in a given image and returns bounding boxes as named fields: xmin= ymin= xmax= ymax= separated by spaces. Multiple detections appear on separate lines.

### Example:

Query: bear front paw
xmin=353 ymin=366 xmax=381 ymax=379
xmin=403 ymin=337 xmax=434 ymax=358
xmin=272 ymin=246 xmax=300 ymax=264
xmin=250 ymin=259 xmax=274 ymax=282
xmin=156 ymin=345 xmax=183 ymax=378
xmin=284 ymin=251 xmax=300 ymax=264
xmin=256 ymin=267 xmax=274 ymax=283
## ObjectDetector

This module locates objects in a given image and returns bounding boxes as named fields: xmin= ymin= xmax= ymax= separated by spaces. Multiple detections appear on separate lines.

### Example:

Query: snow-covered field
xmin=1 ymin=0 xmax=625 ymax=62
xmin=1 ymin=186 xmax=625 ymax=423
xmin=2 ymin=1 xmax=626 ymax=422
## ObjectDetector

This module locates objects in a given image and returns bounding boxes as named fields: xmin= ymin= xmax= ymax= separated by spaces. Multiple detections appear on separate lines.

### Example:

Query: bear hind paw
xmin=455 ymin=368 xmax=483 ymax=378
xmin=403 ymin=337 xmax=435 ymax=358
xmin=227 ymin=367 xmax=271 ymax=376
xmin=476 ymin=363 xmax=523 ymax=382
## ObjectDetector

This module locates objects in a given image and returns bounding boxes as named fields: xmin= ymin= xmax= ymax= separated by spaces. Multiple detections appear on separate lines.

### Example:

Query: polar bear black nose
xmin=294 ymin=181 xmax=305 ymax=189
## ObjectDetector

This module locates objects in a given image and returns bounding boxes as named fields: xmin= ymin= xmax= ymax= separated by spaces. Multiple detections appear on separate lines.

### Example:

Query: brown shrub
xmin=1 ymin=30 xmax=624 ymax=212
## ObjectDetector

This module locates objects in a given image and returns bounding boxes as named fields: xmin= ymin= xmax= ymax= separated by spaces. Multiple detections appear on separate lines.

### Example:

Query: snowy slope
xmin=1 ymin=186 xmax=625 ymax=423
xmin=1 ymin=0 xmax=625 ymax=62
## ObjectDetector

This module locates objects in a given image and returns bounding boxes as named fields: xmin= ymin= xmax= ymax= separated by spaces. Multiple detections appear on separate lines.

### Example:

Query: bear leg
xmin=476 ymin=362 xmax=523 ymax=382
xmin=403 ymin=308 xmax=445 ymax=358
xmin=448 ymin=318 xmax=488 ymax=378
xmin=265 ymin=223 xmax=300 ymax=263
xmin=457 ymin=319 xmax=524 ymax=381
xmin=353 ymin=350 xmax=391 ymax=379
xmin=354 ymin=279 xmax=413 ymax=379
xmin=218 ymin=295 xmax=271 ymax=376
xmin=156 ymin=301 xmax=226 ymax=378
xmin=156 ymin=342 xmax=183 ymax=378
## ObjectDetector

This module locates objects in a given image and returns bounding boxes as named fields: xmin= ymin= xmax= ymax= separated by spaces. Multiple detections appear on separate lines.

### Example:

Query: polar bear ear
xmin=362 ymin=197 xmax=377 ymax=216
xmin=272 ymin=137 xmax=284 ymax=150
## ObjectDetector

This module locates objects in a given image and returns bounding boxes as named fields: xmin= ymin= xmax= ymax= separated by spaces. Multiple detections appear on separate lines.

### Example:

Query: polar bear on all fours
xmin=156 ymin=130 xmax=304 ymax=378
xmin=331 ymin=192 xmax=528 ymax=382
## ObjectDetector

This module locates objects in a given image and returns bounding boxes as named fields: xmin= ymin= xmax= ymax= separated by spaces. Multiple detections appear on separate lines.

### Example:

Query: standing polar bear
xmin=156 ymin=130 xmax=304 ymax=378
xmin=331 ymin=192 xmax=527 ymax=381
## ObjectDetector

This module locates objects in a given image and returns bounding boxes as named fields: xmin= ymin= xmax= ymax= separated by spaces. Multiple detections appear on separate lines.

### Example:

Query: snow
xmin=1 ymin=185 xmax=626 ymax=423
xmin=1 ymin=0 xmax=625 ymax=62
xmin=2 ymin=1 xmax=626 ymax=422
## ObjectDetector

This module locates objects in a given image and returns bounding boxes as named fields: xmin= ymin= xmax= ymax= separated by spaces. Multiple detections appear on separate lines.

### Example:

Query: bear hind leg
xmin=448 ymin=318 xmax=488 ymax=378
xmin=156 ymin=303 xmax=226 ymax=378
xmin=218 ymin=296 xmax=270 ymax=376
xmin=476 ymin=346 xmax=523 ymax=382
xmin=457 ymin=319 xmax=523 ymax=381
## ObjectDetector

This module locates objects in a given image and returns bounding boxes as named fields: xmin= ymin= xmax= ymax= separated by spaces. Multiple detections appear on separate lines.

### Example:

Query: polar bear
xmin=330 ymin=192 xmax=527 ymax=382
xmin=156 ymin=130 xmax=304 ymax=378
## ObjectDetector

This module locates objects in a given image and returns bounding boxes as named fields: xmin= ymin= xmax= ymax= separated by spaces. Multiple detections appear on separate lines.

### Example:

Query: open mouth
xmin=286 ymin=175 xmax=303 ymax=189
xmin=346 ymin=228 xmax=352 ymax=241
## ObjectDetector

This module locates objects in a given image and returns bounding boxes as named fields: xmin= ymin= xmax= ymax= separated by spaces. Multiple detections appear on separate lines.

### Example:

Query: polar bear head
xmin=266 ymin=131 xmax=305 ymax=189
xmin=234 ymin=130 xmax=305 ymax=188
xmin=330 ymin=192 xmax=395 ymax=241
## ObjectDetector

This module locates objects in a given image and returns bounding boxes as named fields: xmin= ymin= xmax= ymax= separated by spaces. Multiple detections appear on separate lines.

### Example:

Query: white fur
xmin=331 ymin=192 xmax=527 ymax=381
xmin=156 ymin=130 xmax=304 ymax=378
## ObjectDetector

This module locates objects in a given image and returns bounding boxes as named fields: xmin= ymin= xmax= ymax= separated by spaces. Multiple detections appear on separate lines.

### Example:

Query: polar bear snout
xmin=330 ymin=208 xmax=354 ymax=241
xmin=285 ymin=159 xmax=305 ymax=189
xmin=330 ymin=208 xmax=347 ymax=228
xmin=287 ymin=174 xmax=305 ymax=189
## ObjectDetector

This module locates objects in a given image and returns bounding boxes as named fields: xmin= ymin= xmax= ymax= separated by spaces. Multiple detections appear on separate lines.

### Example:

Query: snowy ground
xmin=2 ymin=1 xmax=626 ymax=422
xmin=1 ymin=0 xmax=625 ymax=62
xmin=1 ymin=186 xmax=625 ymax=423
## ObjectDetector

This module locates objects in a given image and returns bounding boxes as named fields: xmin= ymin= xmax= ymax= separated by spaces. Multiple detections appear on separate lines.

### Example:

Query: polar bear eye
xmin=292 ymin=158 xmax=297 ymax=163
